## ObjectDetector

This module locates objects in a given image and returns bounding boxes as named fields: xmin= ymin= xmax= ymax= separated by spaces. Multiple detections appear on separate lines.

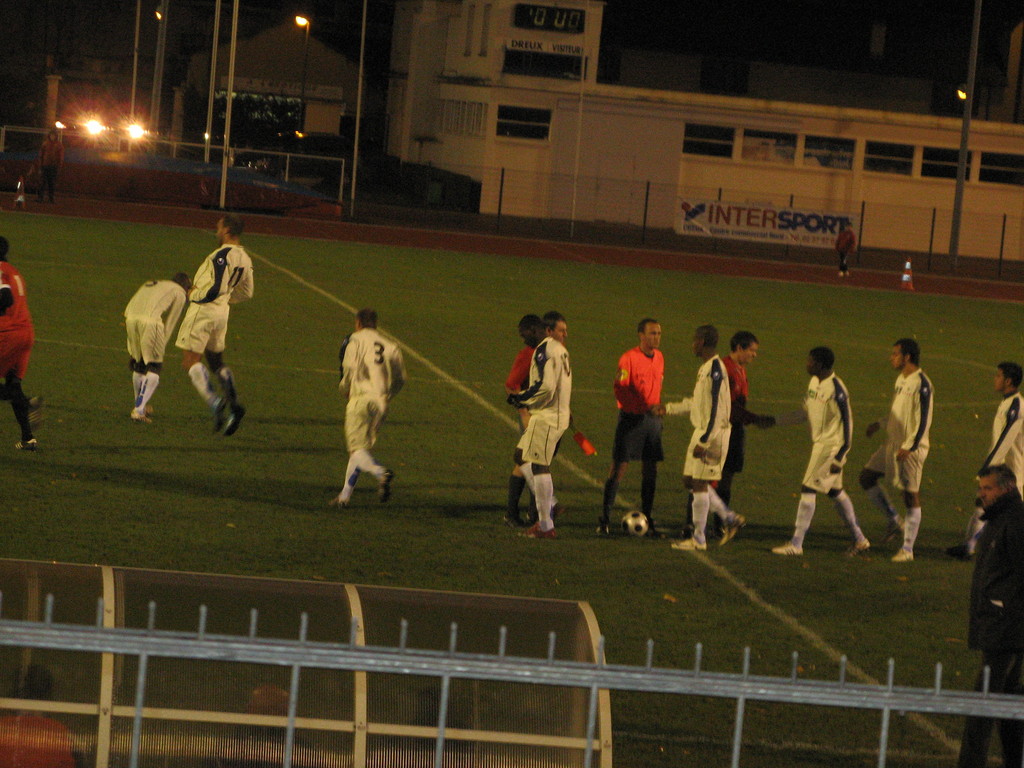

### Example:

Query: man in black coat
xmin=958 ymin=464 xmax=1024 ymax=768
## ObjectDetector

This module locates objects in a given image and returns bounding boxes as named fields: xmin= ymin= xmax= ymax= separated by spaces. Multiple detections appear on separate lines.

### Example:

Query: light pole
xmin=295 ymin=15 xmax=311 ymax=133
xmin=218 ymin=0 xmax=239 ymax=210
xmin=151 ymin=1 xmax=170 ymax=134
xmin=349 ymin=0 xmax=367 ymax=217
xmin=949 ymin=0 xmax=983 ymax=269
xmin=130 ymin=0 xmax=141 ymax=122
xmin=204 ymin=0 xmax=223 ymax=163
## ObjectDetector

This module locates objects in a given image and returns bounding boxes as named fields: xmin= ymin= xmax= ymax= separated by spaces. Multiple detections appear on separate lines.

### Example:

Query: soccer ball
xmin=621 ymin=510 xmax=649 ymax=537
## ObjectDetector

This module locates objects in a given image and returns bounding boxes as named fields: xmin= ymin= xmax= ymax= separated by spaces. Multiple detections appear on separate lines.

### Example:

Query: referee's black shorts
xmin=612 ymin=411 xmax=664 ymax=463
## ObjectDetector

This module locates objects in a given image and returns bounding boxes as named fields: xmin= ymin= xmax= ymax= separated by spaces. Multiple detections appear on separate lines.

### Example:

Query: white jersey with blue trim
xmin=339 ymin=327 xmax=406 ymax=402
xmin=981 ymin=392 xmax=1024 ymax=482
xmin=190 ymin=244 xmax=254 ymax=308
xmin=884 ymin=369 xmax=933 ymax=452
xmin=805 ymin=373 xmax=853 ymax=464
xmin=666 ymin=355 xmax=730 ymax=445
xmin=124 ymin=280 xmax=188 ymax=334
xmin=516 ymin=337 xmax=572 ymax=429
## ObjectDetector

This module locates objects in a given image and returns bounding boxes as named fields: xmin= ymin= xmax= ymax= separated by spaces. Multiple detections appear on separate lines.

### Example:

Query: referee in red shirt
xmin=0 ymin=237 xmax=43 ymax=450
xmin=599 ymin=319 xmax=665 ymax=536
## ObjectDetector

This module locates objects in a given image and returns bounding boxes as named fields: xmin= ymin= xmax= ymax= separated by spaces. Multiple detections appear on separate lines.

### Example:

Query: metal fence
xmin=1 ymin=594 xmax=1022 ymax=768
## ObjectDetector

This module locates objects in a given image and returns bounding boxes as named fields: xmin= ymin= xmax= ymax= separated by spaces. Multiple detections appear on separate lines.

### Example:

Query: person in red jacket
xmin=599 ymin=318 xmax=665 ymax=536
xmin=37 ymin=130 xmax=64 ymax=204
xmin=835 ymin=222 xmax=856 ymax=277
xmin=504 ymin=314 xmax=546 ymax=526
xmin=0 ymin=237 xmax=43 ymax=450
xmin=0 ymin=665 xmax=77 ymax=768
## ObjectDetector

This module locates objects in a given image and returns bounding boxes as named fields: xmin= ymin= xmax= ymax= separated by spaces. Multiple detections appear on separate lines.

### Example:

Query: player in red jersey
xmin=599 ymin=319 xmax=666 ymax=536
xmin=0 ymin=237 xmax=43 ymax=450
xmin=504 ymin=314 xmax=546 ymax=527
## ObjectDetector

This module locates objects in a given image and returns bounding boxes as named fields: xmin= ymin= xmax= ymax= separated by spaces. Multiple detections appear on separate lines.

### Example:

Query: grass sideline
xmin=2 ymin=212 xmax=1022 ymax=766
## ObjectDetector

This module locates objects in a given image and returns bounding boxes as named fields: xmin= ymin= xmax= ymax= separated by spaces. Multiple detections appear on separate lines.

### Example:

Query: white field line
xmin=250 ymin=253 xmax=960 ymax=755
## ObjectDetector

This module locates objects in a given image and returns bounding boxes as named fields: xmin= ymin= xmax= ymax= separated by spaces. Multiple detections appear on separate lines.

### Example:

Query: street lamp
xmin=130 ymin=0 xmax=141 ymax=122
xmin=295 ymin=15 xmax=311 ymax=133
xmin=151 ymin=1 xmax=170 ymax=134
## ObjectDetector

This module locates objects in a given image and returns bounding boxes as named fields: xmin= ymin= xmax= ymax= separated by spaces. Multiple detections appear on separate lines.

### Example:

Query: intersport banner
xmin=675 ymin=199 xmax=858 ymax=249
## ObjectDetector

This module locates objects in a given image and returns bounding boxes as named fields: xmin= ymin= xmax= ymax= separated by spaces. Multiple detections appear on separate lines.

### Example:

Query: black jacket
xmin=968 ymin=489 xmax=1024 ymax=652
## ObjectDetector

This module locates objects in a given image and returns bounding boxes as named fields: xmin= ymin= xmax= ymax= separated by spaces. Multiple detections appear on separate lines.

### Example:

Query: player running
xmin=330 ymin=309 xmax=406 ymax=507
xmin=772 ymin=347 xmax=869 ymax=556
xmin=859 ymin=338 xmax=934 ymax=562
xmin=508 ymin=311 xmax=572 ymax=539
xmin=176 ymin=214 xmax=254 ymax=435
xmin=946 ymin=362 xmax=1024 ymax=560
xmin=0 ymin=237 xmax=43 ymax=450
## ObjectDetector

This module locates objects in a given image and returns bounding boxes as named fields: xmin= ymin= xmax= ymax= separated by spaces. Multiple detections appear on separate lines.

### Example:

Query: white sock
xmin=338 ymin=454 xmax=361 ymax=502
xmin=132 ymin=372 xmax=144 ymax=401
xmin=707 ymin=486 xmax=736 ymax=523
xmin=792 ymin=493 xmax=816 ymax=548
xmin=135 ymin=372 xmax=159 ymax=414
xmin=692 ymin=492 xmax=710 ymax=545
xmin=966 ymin=507 xmax=985 ymax=553
xmin=903 ymin=506 xmax=922 ymax=551
xmin=352 ymin=448 xmax=384 ymax=478
xmin=833 ymin=490 xmax=867 ymax=542
xmin=533 ymin=472 xmax=555 ymax=531
xmin=519 ymin=462 xmax=536 ymax=492
xmin=866 ymin=485 xmax=898 ymax=521
xmin=188 ymin=363 xmax=218 ymax=407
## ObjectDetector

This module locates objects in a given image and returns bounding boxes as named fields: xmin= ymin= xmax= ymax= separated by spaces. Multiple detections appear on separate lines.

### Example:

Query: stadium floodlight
xmin=956 ymin=85 xmax=968 ymax=101
xmin=54 ymin=121 xmax=66 ymax=130
xmin=85 ymin=120 xmax=105 ymax=135
xmin=127 ymin=124 xmax=146 ymax=140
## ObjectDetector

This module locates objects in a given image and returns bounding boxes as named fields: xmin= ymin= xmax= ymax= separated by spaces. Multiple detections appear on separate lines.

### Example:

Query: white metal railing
xmin=0 ymin=594 xmax=1021 ymax=768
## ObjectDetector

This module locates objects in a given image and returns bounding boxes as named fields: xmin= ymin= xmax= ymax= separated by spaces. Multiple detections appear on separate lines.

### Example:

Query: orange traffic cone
xmin=14 ymin=176 xmax=26 ymax=210
xmin=900 ymin=259 xmax=914 ymax=291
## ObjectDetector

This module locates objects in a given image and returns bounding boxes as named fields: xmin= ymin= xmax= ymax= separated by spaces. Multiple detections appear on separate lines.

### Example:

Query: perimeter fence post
xmin=928 ymin=208 xmax=936 ymax=271
xmin=641 ymin=180 xmax=651 ymax=245
xmin=998 ymin=213 xmax=1007 ymax=277
xmin=857 ymin=200 xmax=866 ymax=266
xmin=496 ymin=168 xmax=505 ymax=234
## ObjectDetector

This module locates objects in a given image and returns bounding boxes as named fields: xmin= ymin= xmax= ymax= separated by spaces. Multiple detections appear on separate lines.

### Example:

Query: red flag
xmin=573 ymin=430 xmax=597 ymax=455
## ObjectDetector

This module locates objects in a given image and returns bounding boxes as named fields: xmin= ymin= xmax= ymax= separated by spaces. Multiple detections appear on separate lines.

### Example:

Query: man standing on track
xmin=508 ymin=311 xmax=572 ymax=539
xmin=504 ymin=314 xmax=546 ymax=527
xmin=124 ymin=273 xmax=192 ymax=423
xmin=948 ymin=362 xmax=1024 ymax=561
xmin=860 ymin=337 xmax=934 ymax=562
xmin=330 ymin=308 xmax=406 ymax=508
xmin=175 ymin=214 xmax=254 ymax=436
xmin=668 ymin=324 xmax=745 ymax=551
xmin=598 ymin=318 xmax=665 ymax=537
xmin=772 ymin=346 xmax=870 ymax=556
xmin=0 ymin=237 xmax=43 ymax=450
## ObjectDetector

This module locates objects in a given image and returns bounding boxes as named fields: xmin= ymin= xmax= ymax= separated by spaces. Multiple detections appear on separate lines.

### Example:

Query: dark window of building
xmin=980 ymin=153 xmax=1024 ymax=186
xmin=921 ymin=147 xmax=963 ymax=179
xmin=502 ymin=49 xmax=581 ymax=80
xmin=682 ymin=124 xmax=734 ymax=158
xmin=864 ymin=141 xmax=913 ymax=175
xmin=804 ymin=136 xmax=854 ymax=169
xmin=496 ymin=105 xmax=552 ymax=139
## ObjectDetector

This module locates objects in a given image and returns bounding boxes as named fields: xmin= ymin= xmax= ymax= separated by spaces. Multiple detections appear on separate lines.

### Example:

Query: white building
xmin=388 ymin=0 xmax=1024 ymax=260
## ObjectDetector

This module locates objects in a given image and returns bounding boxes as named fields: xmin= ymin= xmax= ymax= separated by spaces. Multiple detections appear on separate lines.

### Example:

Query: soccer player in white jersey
xmin=175 ymin=215 xmax=254 ymax=435
xmin=859 ymin=338 xmax=934 ymax=562
xmin=772 ymin=347 xmax=870 ymax=556
xmin=508 ymin=311 xmax=572 ymax=539
xmin=124 ymin=273 xmax=191 ymax=423
xmin=330 ymin=308 xmax=406 ymax=507
xmin=668 ymin=325 xmax=745 ymax=552
xmin=946 ymin=362 xmax=1024 ymax=560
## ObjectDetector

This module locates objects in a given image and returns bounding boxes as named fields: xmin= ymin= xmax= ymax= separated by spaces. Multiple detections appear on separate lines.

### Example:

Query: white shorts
xmin=864 ymin=441 xmax=928 ymax=492
xmin=802 ymin=443 xmax=844 ymax=493
xmin=175 ymin=303 xmax=228 ymax=355
xmin=683 ymin=429 xmax=729 ymax=482
xmin=517 ymin=415 xmax=565 ymax=466
xmin=126 ymin=316 xmax=167 ymax=365
xmin=346 ymin=395 xmax=387 ymax=452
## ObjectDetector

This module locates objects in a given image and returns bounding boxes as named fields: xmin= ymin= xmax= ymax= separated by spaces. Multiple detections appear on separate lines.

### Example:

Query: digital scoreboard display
xmin=513 ymin=4 xmax=585 ymax=34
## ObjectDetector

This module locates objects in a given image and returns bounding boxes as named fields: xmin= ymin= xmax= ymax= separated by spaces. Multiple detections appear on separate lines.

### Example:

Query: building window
xmin=979 ymin=152 xmax=1024 ymax=186
xmin=864 ymin=141 xmax=913 ymax=175
xmin=804 ymin=136 xmax=854 ymax=169
xmin=496 ymin=105 xmax=551 ymax=139
xmin=440 ymin=100 xmax=486 ymax=137
xmin=464 ymin=4 xmax=476 ymax=57
xmin=480 ymin=5 xmax=491 ymax=56
xmin=503 ymin=49 xmax=581 ymax=80
xmin=741 ymin=130 xmax=796 ymax=164
xmin=921 ymin=147 xmax=963 ymax=179
xmin=682 ymin=124 xmax=734 ymax=158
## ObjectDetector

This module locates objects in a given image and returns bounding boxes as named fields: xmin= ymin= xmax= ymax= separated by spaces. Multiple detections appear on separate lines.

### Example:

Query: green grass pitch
xmin=2 ymin=212 xmax=1022 ymax=766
